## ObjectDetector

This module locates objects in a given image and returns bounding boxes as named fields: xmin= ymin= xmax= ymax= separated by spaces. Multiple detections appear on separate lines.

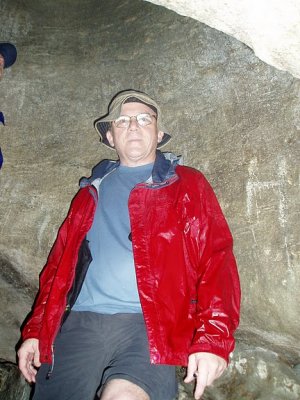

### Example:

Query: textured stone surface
xmin=145 ymin=0 xmax=300 ymax=79
xmin=0 ymin=0 xmax=299 ymax=395
xmin=0 ymin=359 xmax=30 ymax=400
xmin=177 ymin=343 xmax=300 ymax=399
xmin=0 ymin=255 xmax=35 ymax=361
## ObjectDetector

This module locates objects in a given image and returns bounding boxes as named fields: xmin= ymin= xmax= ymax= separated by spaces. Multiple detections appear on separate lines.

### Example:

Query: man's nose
xmin=128 ymin=116 xmax=139 ymax=129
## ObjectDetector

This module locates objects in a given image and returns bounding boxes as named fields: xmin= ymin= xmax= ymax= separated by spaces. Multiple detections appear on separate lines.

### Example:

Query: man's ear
xmin=157 ymin=130 xmax=164 ymax=144
xmin=106 ymin=130 xmax=114 ymax=147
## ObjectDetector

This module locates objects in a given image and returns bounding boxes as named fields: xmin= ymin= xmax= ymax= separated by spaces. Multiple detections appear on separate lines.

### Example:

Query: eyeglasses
xmin=113 ymin=113 xmax=157 ymax=128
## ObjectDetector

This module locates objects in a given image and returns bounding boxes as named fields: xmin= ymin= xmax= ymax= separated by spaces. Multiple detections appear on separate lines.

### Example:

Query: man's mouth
xmin=128 ymin=138 xmax=142 ymax=142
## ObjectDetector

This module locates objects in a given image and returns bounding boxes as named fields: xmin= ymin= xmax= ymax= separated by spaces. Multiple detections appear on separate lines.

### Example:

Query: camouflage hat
xmin=94 ymin=89 xmax=171 ymax=148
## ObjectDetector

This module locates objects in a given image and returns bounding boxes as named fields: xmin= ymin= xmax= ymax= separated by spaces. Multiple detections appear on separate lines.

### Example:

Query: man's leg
xmin=100 ymin=378 xmax=150 ymax=400
xmin=32 ymin=312 xmax=109 ymax=400
xmin=97 ymin=313 xmax=177 ymax=400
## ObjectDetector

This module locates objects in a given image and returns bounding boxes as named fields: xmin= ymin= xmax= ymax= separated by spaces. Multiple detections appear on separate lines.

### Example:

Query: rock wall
xmin=0 ymin=0 xmax=299 ymax=397
xmin=145 ymin=0 xmax=300 ymax=79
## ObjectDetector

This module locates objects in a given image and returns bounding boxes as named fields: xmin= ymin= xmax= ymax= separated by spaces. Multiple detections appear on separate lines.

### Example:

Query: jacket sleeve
xmin=21 ymin=185 xmax=96 ymax=341
xmin=188 ymin=173 xmax=241 ymax=363
xmin=21 ymin=210 xmax=70 ymax=341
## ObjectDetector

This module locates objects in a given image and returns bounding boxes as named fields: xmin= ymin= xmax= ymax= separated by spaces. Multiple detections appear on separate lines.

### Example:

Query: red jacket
xmin=22 ymin=152 xmax=240 ymax=366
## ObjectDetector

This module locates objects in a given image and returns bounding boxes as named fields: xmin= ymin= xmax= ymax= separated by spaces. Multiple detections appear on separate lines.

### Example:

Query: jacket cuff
xmin=188 ymin=343 xmax=232 ymax=364
xmin=22 ymin=326 xmax=40 ymax=341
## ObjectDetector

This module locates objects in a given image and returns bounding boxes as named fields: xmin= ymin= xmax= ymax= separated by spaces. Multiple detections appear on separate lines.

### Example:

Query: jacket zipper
xmin=46 ymin=344 xmax=55 ymax=379
xmin=46 ymin=303 xmax=71 ymax=379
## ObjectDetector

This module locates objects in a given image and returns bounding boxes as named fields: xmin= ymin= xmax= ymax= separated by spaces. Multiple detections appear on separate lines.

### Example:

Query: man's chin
xmin=125 ymin=143 xmax=144 ymax=154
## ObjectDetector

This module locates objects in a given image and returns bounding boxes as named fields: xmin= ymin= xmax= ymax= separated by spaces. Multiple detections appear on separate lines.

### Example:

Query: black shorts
xmin=33 ymin=311 xmax=177 ymax=400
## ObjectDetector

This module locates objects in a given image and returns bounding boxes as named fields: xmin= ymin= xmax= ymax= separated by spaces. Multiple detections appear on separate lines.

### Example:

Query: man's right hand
xmin=17 ymin=338 xmax=41 ymax=382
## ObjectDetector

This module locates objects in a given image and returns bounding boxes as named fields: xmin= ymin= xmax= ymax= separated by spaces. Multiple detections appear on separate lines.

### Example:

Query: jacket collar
xmin=151 ymin=150 xmax=181 ymax=183
xmin=80 ymin=150 xmax=182 ymax=188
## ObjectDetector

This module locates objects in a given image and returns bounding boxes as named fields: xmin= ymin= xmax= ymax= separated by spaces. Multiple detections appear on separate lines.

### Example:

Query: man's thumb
xmin=33 ymin=346 xmax=41 ymax=367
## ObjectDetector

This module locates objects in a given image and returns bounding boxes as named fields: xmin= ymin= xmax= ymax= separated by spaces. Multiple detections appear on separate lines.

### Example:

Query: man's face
xmin=106 ymin=102 xmax=164 ymax=167
xmin=0 ymin=54 xmax=4 ymax=81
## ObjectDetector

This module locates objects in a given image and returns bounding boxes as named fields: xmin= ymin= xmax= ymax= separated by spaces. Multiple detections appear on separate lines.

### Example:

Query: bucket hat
xmin=94 ymin=90 xmax=171 ymax=148
xmin=0 ymin=43 xmax=17 ymax=68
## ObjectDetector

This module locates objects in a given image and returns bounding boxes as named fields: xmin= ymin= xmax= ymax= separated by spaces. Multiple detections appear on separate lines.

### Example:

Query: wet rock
xmin=0 ymin=359 xmax=30 ymax=400
xmin=177 ymin=344 xmax=300 ymax=400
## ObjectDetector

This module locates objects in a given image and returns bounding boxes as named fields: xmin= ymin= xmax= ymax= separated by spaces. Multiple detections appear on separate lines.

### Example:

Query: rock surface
xmin=177 ymin=343 xmax=300 ymax=399
xmin=0 ymin=359 xmax=30 ymax=400
xmin=145 ymin=0 xmax=300 ymax=79
xmin=0 ymin=0 xmax=299 ymax=396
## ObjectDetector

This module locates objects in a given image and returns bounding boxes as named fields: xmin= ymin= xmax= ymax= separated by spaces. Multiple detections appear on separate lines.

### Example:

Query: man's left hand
xmin=184 ymin=352 xmax=227 ymax=399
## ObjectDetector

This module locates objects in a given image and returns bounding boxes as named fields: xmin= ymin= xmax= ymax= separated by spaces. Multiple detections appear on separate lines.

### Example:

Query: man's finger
xmin=33 ymin=348 xmax=41 ymax=368
xmin=184 ymin=356 xmax=197 ymax=383
xmin=18 ymin=352 xmax=34 ymax=382
xmin=194 ymin=368 xmax=208 ymax=400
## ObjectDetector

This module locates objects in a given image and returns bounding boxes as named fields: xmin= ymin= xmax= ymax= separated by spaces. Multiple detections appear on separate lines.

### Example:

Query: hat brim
xmin=94 ymin=120 xmax=171 ymax=149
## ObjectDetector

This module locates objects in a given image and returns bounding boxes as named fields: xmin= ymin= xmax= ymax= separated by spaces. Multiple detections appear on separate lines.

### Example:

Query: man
xmin=0 ymin=42 xmax=17 ymax=169
xmin=18 ymin=90 xmax=241 ymax=400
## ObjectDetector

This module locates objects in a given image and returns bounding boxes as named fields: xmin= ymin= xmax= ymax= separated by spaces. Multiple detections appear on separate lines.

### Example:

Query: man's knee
xmin=99 ymin=378 xmax=150 ymax=400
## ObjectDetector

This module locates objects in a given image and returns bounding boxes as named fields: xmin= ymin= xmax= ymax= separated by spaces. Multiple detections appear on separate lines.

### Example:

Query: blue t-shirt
xmin=73 ymin=163 xmax=153 ymax=314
